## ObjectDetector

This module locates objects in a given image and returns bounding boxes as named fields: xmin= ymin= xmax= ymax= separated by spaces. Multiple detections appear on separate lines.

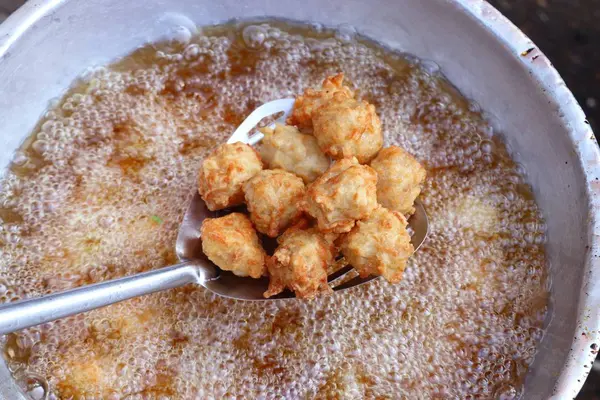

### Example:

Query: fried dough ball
xmin=301 ymin=157 xmax=378 ymax=234
xmin=312 ymin=93 xmax=383 ymax=163
xmin=260 ymin=123 xmax=330 ymax=183
xmin=200 ymin=213 xmax=266 ymax=278
xmin=340 ymin=206 xmax=414 ymax=283
xmin=198 ymin=142 xmax=263 ymax=211
xmin=264 ymin=221 xmax=335 ymax=299
xmin=370 ymin=146 xmax=426 ymax=216
xmin=287 ymin=73 xmax=354 ymax=130
xmin=243 ymin=169 xmax=306 ymax=237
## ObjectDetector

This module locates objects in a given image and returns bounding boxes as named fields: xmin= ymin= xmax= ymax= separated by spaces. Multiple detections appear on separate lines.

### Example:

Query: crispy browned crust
xmin=264 ymin=222 xmax=336 ymax=299
xmin=200 ymin=213 xmax=266 ymax=278
xmin=370 ymin=145 xmax=426 ymax=216
xmin=340 ymin=206 xmax=414 ymax=283
xmin=312 ymin=93 xmax=383 ymax=163
xmin=198 ymin=142 xmax=263 ymax=211
xmin=301 ymin=157 xmax=378 ymax=234
xmin=286 ymin=73 xmax=354 ymax=130
xmin=243 ymin=169 xmax=306 ymax=237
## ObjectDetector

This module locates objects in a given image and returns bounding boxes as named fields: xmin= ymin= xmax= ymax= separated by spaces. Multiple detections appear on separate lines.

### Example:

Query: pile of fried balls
xmin=198 ymin=74 xmax=426 ymax=299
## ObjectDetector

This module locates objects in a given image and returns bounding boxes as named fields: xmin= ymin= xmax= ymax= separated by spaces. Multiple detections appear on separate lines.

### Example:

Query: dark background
xmin=1 ymin=0 xmax=599 ymax=398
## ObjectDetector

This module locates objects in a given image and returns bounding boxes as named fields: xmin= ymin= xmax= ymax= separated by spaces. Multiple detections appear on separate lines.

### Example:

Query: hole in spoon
xmin=256 ymin=111 xmax=284 ymax=128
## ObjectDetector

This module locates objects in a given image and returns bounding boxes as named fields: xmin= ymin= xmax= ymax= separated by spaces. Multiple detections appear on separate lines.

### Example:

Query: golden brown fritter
xmin=200 ymin=213 xmax=266 ymax=278
xmin=287 ymin=73 xmax=354 ymax=130
xmin=312 ymin=93 xmax=383 ymax=163
xmin=301 ymin=157 xmax=378 ymax=234
xmin=198 ymin=142 xmax=263 ymax=211
xmin=340 ymin=206 xmax=414 ymax=283
xmin=243 ymin=169 xmax=306 ymax=237
xmin=259 ymin=123 xmax=330 ymax=183
xmin=264 ymin=221 xmax=335 ymax=299
xmin=369 ymin=146 xmax=426 ymax=216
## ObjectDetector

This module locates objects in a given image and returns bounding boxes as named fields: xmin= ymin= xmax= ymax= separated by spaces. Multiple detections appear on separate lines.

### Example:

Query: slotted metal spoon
xmin=0 ymin=98 xmax=429 ymax=335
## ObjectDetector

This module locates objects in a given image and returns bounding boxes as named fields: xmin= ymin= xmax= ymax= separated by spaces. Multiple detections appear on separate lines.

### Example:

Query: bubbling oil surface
xmin=0 ymin=22 xmax=548 ymax=399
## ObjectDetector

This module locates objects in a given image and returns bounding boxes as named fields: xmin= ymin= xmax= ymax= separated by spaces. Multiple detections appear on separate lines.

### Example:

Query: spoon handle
xmin=0 ymin=261 xmax=216 ymax=335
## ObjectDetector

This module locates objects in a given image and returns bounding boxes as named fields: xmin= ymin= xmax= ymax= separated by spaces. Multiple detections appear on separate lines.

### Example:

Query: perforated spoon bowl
xmin=0 ymin=98 xmax=428 ymax=335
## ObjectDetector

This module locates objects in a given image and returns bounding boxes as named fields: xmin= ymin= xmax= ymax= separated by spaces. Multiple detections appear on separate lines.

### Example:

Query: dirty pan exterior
xmin=0 ymin=0 xmax=598 ymax=398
